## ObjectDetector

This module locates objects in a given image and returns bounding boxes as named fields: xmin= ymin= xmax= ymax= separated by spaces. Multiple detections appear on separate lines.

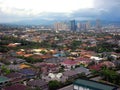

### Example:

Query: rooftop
xmin=74 ymin=79 xmax=118 ymax=90
xmin=3 ymin=84 xmax=29 ymax=90
xmin=0 ymin=76 xmax=9 ymax=83
xmin=27 ymin=79 xmax=48 ymax=87
xmin=74 ymin=67 xmax=91 ymax=75
xmin=19 ymin=68 xmax=36 ymax=75
xmin=58 ymin=84 xmax=73 ymax=90
xmin=62 ymin=59 xmax=77 ymax=65
xmin=5 ymin=72 xmax=23 ymax=79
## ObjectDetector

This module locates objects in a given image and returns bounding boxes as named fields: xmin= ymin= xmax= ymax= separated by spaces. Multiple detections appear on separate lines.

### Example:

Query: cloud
xmin=0 ymin=0 xmax=94 ymax=15
xmin=94 ymin=0 xmax=120 ymax=9
xmin=93 ymin=0 xmax=120 ymax=20
xmin=66 ymin=0 xmax=120 ymax=21
xmin=0 ymin=0 xmax=120 ymax=23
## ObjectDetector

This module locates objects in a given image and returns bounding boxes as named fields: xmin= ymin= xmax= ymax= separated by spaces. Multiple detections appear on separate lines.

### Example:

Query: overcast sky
xmin=0 ymin=0 xmax=120 ymax=23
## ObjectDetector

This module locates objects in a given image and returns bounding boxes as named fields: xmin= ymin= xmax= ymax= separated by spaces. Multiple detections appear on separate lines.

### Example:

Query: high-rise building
xmin=80 ymin=23 xmax=86 ymax=31
xmin=77 ymin=22 xmax=81 ymax=31
xmin=54 ymin=22 xmax=60 ymax=31
xmin=96 ymin=19 xmax=101 ymax=30
xmin=86 ymin=21 xmax=91 ymax=30
xmin=70 ymin=20 xmax=76 ymax=31
xmin=54 ymin=22 xmax=69 ymax=31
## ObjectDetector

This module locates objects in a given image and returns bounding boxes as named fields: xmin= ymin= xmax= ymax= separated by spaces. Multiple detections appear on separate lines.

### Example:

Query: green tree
xmin=40 ymin=50 xmax=47 ymax=54
xmin=48 ymin=80 xmax=62 ymax=90
xmin=1 ymin=65 xmax=11 ymax=75
xmin=70 ymin=40 xmax=82 ymax=50
xmin=100 ymin=69 xmax=120 ymax=84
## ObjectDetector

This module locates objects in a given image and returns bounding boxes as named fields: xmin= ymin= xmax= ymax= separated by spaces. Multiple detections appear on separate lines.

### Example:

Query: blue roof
xmin=19 ymin=69 xmax=35 ymax=75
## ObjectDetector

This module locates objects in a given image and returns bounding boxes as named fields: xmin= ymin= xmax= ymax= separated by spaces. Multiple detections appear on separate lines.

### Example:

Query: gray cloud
xmin=0 ymin=0 xmax=120 ymax=23
xmin=69 ymin=0 xmax=120 ymax=21
xmin=94 ymin=0 xmax=120 ymax=9
xmin=93 ymin=0 xmax=120 ymax=20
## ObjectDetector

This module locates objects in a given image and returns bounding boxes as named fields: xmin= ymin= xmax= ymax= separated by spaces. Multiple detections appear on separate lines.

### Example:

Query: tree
xmin=48 ymin=80 xmax=62 ymax=90
xmin=0 ymin=46 xmax=10 ymax=52
xmin=59 ymin=65 xmax=65 ymax=72
xmin=70 ymin=40 xmax=82 ymax=50
xmin=88 ymin=60 xmax=96 ymax=67
xmin=1 ymin=65 xmax=11 ymax=75
xmin=40 ymin=50 xmax=47 ymax=54
xmin=75 ymin=65 xmax=81 ymax=68
xmin=100 ymin=69 xmax=120 ymax=84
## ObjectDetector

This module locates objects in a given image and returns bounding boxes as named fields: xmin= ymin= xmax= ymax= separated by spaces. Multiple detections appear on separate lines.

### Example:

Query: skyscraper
xmin=96 ymin=19 xmax=101 ymax=30
xmin=54 ymin=22 xmax=69 ymax=31
xmin=86 ymin=21 xmax=91 ymax=30
xmin=77 ymin=22 xmax=81 ymax=31
xmin=70 ymin=20 xmax=76 ymax=31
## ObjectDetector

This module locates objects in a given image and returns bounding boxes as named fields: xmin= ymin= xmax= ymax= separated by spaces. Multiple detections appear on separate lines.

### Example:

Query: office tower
xmin=86 ymin=21 xmax=91 ymax=30
xmin=54 ymin=22 xmax=69 ymax=31
xmin=96 ymin=19 xmax=101 ymax=30
xmin=61 ymin=22 xmax=69 ymax=31
xmin=54 ymin=22 xmax=59 ymax=31
xmin=80 ymin=23 xmax=86 ymax=31
xmin=70 ymin=20 xmax=76 ymax=31
xmin=77 ymin=22 xmax=81 ymax=31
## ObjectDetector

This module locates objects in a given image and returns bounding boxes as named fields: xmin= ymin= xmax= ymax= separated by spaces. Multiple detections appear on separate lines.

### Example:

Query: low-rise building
xmin=2 ymin=84 xmax=30 ymax=90
xmin=19 ymin=68 xmax=36 ymax=79
xmin=27 ymin=79 xmax=48 ymax=90
xmin=5 ymin=72 xmax=24 ymax=83
xmin=74 ymin=67 xmax=91 ymax=76
xmin=0 ymin=76 xmax=10 ymax=87
xmin=73 ymin=79 xmax=118 ymax=90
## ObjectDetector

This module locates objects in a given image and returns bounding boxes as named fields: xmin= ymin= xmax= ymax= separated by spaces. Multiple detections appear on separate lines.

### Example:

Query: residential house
xmin=27 ymin=79 xmax=48 ymax=90
xmin=63 ymin=70 xmax=78 ymax=80
xmin=19 ymin=68 xmax=36 ymax=79
xmin=5 ymin=57 xmax=26 ymax=64
xmin=61 ymin=59 xmax=78 ymax=69
xmin=89 ymin=64 xmax=102 ymax=71
xmin=34 ymin=62 xmax=59 ymax=74
xmin=19 ymin=64 xmax=31 ymax=69
xmin=2 ymin=84 xmax=30 ymax=90
xmin=75 ymin=57 xmax=91 ymax=67
xmin=58 ymin=84 xmax=73 ymax=90
xmin=101 ymin=61 xmax=115 ymax=68
xmin=90 ymin=56 xmax=103 ymax=63
xmin=7 ymin=65 xmax=21 ymax=71
xmin=5 ymin=72 xmax=24 ymax=83
xmin=0 ymin=76 xmax=10 ymax=87
xmin=45 ymin=57 xmax=66 ymax=64
xmin=42 ymin=73 xmax=68 ymax=83
xmin=113 ymin=60 xmax=120 ymax=68
xmin=74 ymin=67 xmax=91 ymax=76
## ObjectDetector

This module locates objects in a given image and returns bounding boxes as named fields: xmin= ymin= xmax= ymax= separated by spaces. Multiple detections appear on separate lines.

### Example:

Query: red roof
xmin=75 ymin=57 xmax=91 ymax=62
xmin=101 ymin=61 xmax=115 ymax=67
xmin=89 ymin=64 xmax=102 ymax=71
xmin=63 ymin=59 xmax=77 ymax=65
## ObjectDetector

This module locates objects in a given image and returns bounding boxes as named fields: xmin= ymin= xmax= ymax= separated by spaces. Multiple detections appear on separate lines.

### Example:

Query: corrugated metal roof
xmin=0 ymin=76 xmax=9 ymax=83
xmin=74 ymin=79 xmax=118 ymax=90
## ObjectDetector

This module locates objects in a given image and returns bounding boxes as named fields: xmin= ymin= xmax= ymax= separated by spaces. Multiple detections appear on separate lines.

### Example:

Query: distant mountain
xmin=10 ymin=19 xmax=120 ymax=26
xmin=11 ymin=19 xmax=56 ymax=25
